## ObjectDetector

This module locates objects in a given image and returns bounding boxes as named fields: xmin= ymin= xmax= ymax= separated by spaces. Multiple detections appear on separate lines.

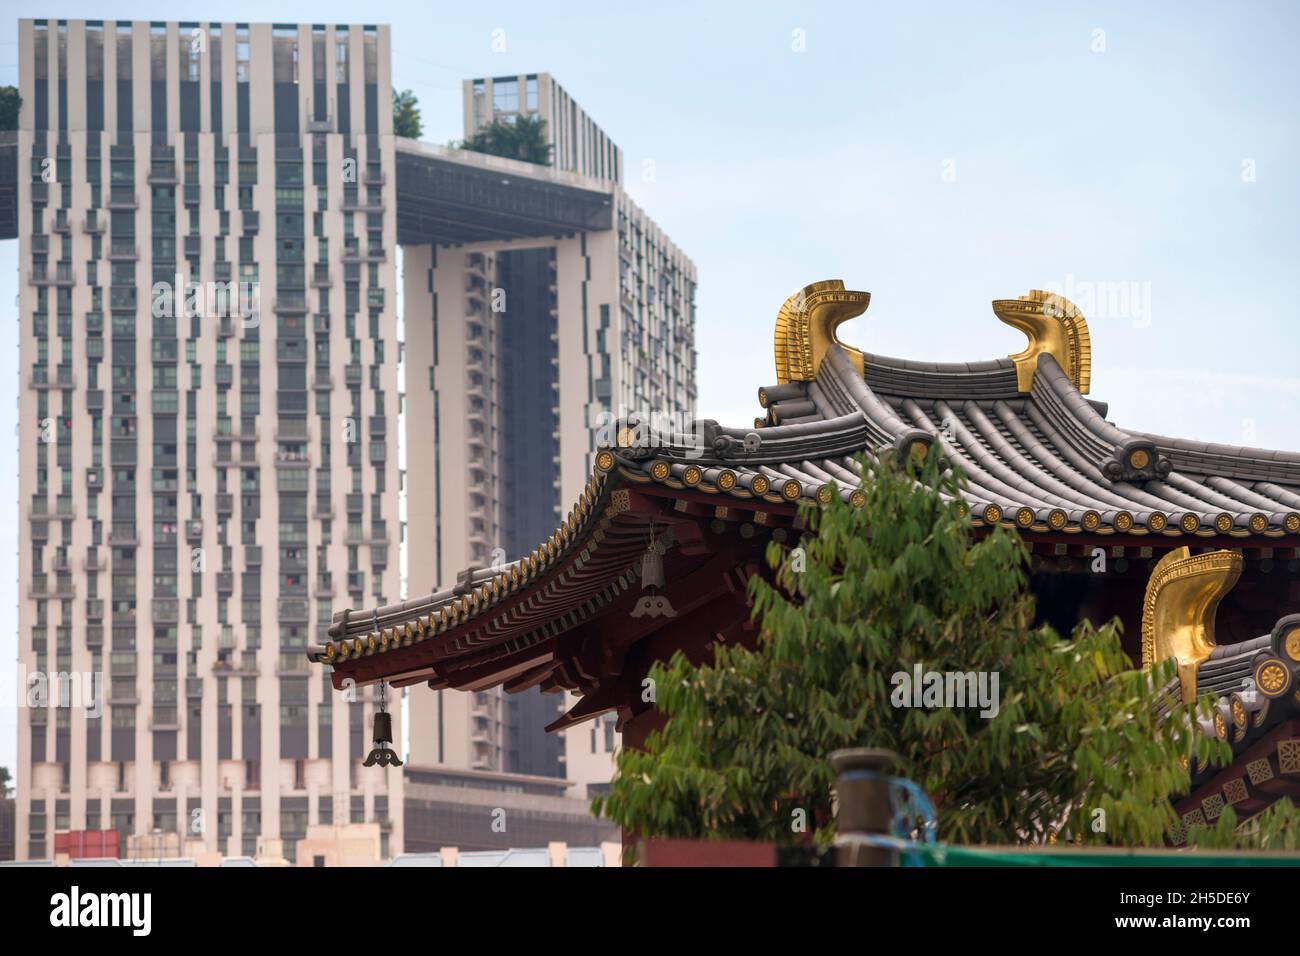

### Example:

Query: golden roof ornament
xmin=773 ymin=279 xmax=870 ymax=384
xmin=992 ymin=289 xmax=1092 ymax=393
xmin=1140 ymin=547 xmax=1242 ymax=704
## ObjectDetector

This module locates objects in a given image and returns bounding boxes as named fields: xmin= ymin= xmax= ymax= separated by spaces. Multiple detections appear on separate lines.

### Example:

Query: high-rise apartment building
xmin=464 ymin=74 xmax=623 ymax=184
xmin=13 ymin=19 xmax=402 ymax=861
xmin=403 ymin=89 xmax=696 ymax=793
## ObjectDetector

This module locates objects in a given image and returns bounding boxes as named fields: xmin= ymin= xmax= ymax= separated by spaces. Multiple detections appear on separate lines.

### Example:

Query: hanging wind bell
xmin=631 ymin=522 xmax=677 ymax=619
xmin=363 ymin=680 xmax=403 ymax=767
xmin=641 ymin=521 xmax=665 ymax=592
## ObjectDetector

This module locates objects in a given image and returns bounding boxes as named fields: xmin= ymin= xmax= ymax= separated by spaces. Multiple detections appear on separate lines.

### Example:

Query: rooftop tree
xmin=460 ymin=115 xmax=553 ymax=167
xmin=0 ymin=87 xmax=21 ymax=131
xmin=392 ymin=89 xmax=422 ymax=139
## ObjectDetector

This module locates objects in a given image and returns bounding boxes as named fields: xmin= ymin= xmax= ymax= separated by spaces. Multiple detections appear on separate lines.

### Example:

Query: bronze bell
xmin=363 ymin=709 xmax=403 ymax=767
xmin=640 ymin=546 xmax=664 ymax=591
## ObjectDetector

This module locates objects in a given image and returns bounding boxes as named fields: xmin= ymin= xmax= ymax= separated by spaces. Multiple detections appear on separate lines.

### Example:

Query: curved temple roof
xmin=310 ymin=279 xmax=1300 ymax=700
xmin=617 ymin=281 xmax=1300 ymax=539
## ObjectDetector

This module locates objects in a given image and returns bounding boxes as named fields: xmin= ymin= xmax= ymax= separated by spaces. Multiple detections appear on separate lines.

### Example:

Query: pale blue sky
xmin=2 ymin=1 xmax=1299 ymax=774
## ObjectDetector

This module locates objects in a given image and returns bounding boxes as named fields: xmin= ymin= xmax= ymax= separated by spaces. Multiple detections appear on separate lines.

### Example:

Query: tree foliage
xmin=0 ymin=765 xmax=11 ymax=800
xmin=460 ymin=115 xmax=553 ymax=167
xmin=593 ymin=455 xmax=1258 ymax=848
xmin=0 ymin=86 xmax=21 ymax=131
xmin=392 ymin=89 xmax=422 ymax=139
xmin=1186 ymin=799 xmax=1300 ymax=852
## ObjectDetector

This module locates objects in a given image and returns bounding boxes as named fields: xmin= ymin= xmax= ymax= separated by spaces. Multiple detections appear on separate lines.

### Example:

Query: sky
xmin=1 ymin=1 xmax=1299 ymax=775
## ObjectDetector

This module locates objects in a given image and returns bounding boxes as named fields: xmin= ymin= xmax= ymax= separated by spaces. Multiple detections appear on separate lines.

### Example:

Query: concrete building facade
xmin=464 ymin=73 xmax=623 ymax=184
xmin=402 ymin=115 xmax=696 ymax=795
xmin=14 ymin=18 xmax=403 ymax=861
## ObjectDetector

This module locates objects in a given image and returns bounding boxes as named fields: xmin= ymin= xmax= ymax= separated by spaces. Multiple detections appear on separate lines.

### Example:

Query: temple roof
xmin=309 ymin=280 xmax=1300 ymax=702
xmin=614 ymin=281 xmax=1300 ymax=538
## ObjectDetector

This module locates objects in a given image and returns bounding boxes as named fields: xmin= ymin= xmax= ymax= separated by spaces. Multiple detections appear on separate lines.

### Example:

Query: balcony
xmin=213 ymin=425 xmax=256 ymax=443
xmin=340 ymin=194 xmax=384 ymax=214
xmin=274 ymin=450 xmax=310 ymax=469
xmin=150 ymin=711 xmax=180 ymax=731
xmin=107 ymin=188 xmax=138 ymax=210
xmin=152 ymin=599 xmax=180 ymax=623
xmin=340 ymin=242 xmax=386 ymax=263
xmin=273 ymin=293 xmax=309 ymax=315
xmin=276 ymin=339 xmax=308 ymax=363
xmin=30 ymin=368 xmax=76 ymax=391
xmin=29 ymin=265 xmax=76 ymax=287
xmin=27 ymin=575 xmax=75 ymax=600
xmin=109 ymin=287 xmax=137 ymax=310
xmin=278 ymin=597 xmax=310 ymax=623
xmin=82 ymin=213 xmax=106 ymax=234
xmin=148 ymin=165 xmax=179 ymax=184
xmin=274 ymin=419 xmax=310 ymax=441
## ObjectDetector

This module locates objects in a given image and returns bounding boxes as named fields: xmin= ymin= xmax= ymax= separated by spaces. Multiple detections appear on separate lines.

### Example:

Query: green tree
xmin=1187 ymin=799 xmax=1300 ymax=851
xmin=460 ymin=115 xmax=553 ymax=167
xmin=392 ymin=89 xmax=422 ymax=139
xmin=0 ymin=86 xmax=21 ymax=131
xmin=593 ymin=455 xmax=1237 ymax=848
xmin=0 ymin=766 xmax=11 ymax=800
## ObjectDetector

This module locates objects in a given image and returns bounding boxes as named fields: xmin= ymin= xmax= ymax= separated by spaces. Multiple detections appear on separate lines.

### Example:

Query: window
xmin=181 ymin=30 xmax=201 ymax=81
xmin=492 ymin=78 xmax=518 ymax=114
xmin=150 ymin=26 xmax=167 ymax=81
xmin=335 ymin=32 xmax=349 ymax=82
xmin=272 ymin=27 xmax=299 ymax=84
xmin=116 ymin=25 xmax=132 ymax=81
xmin=236 ymin=31 xmax=250 ymax=82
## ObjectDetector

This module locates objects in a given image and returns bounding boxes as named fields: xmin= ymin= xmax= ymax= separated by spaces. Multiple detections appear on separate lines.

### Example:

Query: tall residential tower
xmin=403 ymin=81 xmax=696 ymax=795
xmin=14 ymin=19 xmax=402 ymax=861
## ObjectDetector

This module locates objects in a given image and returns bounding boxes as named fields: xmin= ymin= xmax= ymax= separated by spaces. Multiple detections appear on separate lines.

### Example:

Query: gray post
xmin=830 ymin=748 xmax=898 ymax=867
